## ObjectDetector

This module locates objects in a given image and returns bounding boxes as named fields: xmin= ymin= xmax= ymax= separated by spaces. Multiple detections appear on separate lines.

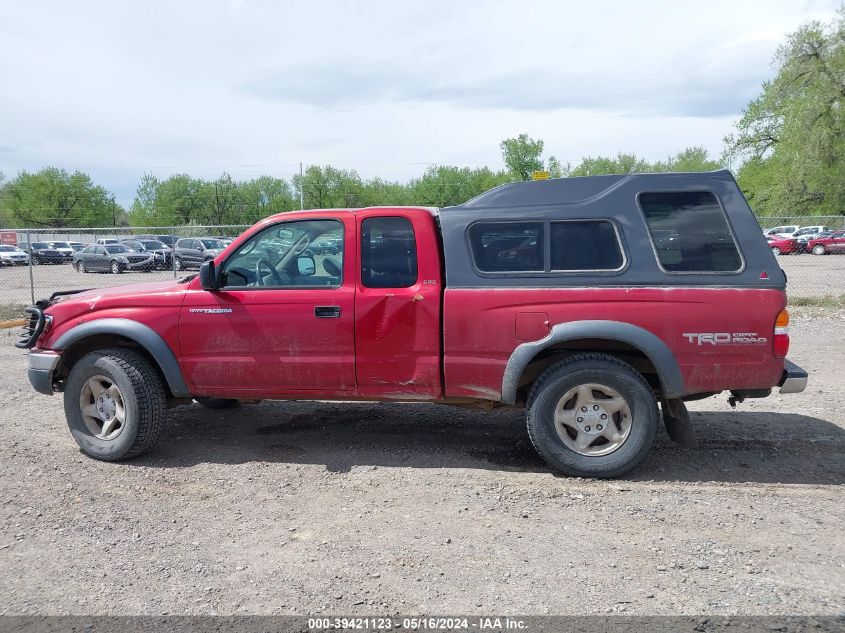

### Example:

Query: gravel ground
xmin=0 ymin=308 xmax=843 ymax=616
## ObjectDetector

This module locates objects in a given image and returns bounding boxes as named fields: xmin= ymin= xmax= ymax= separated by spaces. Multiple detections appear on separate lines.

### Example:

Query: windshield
xmin=0 ymin=245 xmax=18 ymax=252
xmin=200 ymin=239 xmax=223 ymax=249
xmin=32 ymin=242 xmax=49 ymax=249
xmin=50 ymin=242 xmax=70 ymax=248
xmin=105 ymin=245 xmax=131 ymax=254
xmin=140 ymin=240 xmax=165 ymax=249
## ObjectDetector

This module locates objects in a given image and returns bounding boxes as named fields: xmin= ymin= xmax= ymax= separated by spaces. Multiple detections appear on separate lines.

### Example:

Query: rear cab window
xmin=638 ymin=191 xmax=743 ymax=273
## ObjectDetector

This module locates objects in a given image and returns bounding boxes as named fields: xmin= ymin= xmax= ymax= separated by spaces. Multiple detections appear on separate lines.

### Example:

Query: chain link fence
xmin=1 ymin=220 xmax=843 ymax=315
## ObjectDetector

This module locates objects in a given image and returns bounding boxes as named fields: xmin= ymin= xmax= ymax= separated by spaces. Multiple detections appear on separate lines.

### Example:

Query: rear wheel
xmin=812 ymin=245 xmax=826 ymax=255
xmin=526 ymin=353 xmax=658 ymax=478
xmin=63 ymin=348 xmax=167 ymax=461
xmin=771 ymin=246 xmax=782 ymax=256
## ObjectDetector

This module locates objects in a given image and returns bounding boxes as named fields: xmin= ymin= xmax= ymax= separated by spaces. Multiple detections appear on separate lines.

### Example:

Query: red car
xmin=766 ymin=235 xmax=800 ymax=255
xmin=17 ymin=172 xmax=807 ymax=478
xmin=807 ymin=230 xmax=845 ymax=255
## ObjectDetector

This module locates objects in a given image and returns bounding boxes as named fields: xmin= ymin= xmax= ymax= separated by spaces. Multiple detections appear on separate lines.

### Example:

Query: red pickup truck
xmin=18 ymin=171 xmax=807 ymax=477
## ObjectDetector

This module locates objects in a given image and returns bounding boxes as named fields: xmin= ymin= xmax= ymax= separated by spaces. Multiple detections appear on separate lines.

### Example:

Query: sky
xmin=0 ymin=0 xmax=841 ymax=207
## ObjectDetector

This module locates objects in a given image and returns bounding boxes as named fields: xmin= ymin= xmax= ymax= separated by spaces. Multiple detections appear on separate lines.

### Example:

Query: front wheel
xmin=771 ymin=246 xmax=782 ymax=256
xmin=812 ymin=245 xmax=826 ymax=255
xmin=63 ymin=348 xmax=167 ymax=461
xmin=174 ymin=257 xmax=183 ymax=271
xmin=525 ymin=353 xmax=658 ymax=478
xmin=110 ymin=260 xmax=122 ymax=274
xmin=76 ymin=261 xmax=86 ymax=273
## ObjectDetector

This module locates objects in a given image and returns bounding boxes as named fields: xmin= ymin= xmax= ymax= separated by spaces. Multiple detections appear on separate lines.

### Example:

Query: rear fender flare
xmin=53 ymin=318 xmax=190 ymax=397
xmin=501 ymin=320 xmax=684 ymax=405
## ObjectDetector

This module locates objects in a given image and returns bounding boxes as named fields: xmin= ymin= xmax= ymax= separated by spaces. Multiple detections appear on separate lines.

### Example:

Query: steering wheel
xmin=255 ymin=258 xmax=284 ymax=287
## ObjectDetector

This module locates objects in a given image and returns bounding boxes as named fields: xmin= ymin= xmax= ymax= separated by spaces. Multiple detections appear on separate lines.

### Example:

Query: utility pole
xmin=299 ymin=162 xmax=304 ymax=210
xmin=111 ymin=195 xmax=116 ymax=226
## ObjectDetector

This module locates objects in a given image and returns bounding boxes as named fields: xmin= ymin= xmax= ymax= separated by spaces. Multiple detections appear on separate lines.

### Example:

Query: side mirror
xmin=297 ymin=255 xmax=316 ymax=276
xmin=199 ymin=260 xmax=218 ymax=290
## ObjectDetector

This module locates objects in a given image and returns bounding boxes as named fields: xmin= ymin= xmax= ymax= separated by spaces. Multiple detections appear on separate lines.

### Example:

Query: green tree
xmin=293 ymin=166 xmax=365 ymax=209
xmin=239 ymin=176 xmax=296 ymax=222
xmin=568 ymin=148 xmax=721 ymax=177
xmin=410 ymin=165 xmax=512 ymax=207
xmin=569 ymin=153 xmax=651 ymax=176
xmin=1 ymin=167 xmax=115 ymax=227
xmin=723 ymin=9 xmax=845 ymax=216
xmin=129 ymin=173 xmax=208 ymax=227
xmin=500 ymin=134 xmax=545 ymax=180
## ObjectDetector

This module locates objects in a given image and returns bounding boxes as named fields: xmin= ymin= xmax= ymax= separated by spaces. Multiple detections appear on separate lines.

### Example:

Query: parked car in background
xmin=174 ymin=237 xmax=225 ymax=270
xmin=0 ymin=244 xmax=29 ymax=266
xmin=120 ymin=238 xmax=172 ymax=269
xmin=763 ymin=225 xmax=799 ymax=238
xmin=96 ymin=238 xmax=120 ymax=246
xmin=74 ymin=244 xmax=155 ymax=274
xmin=68 ymin=242 xmax=85 ymax=252
xmin=46 ymin=241 xmax=76 ymax=262
xmin=22 ymin=241 xmax=65 ymax=264
xmin=766 ymin=235 xmax=800 ymax=255
xmin=807 ymin=230 xmax=845 ymax=255
xmin=209 ymin=236 xmax=235 ymax=247
xmin=136 ymin=234 xmax=177 ymax=248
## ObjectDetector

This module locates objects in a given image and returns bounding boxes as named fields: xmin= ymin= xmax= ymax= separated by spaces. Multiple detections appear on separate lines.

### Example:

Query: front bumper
xmin=778 ymin=359 xmax=808 ymax=394
xmin=27 ymin=351 xmax=60 ymax=395
xmin=125 ymin=257 xmax=155 ymax=270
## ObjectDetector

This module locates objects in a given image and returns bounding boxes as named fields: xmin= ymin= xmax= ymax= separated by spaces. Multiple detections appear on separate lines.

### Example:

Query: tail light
xmin=773 ymin=308 xmax=789 ymax=358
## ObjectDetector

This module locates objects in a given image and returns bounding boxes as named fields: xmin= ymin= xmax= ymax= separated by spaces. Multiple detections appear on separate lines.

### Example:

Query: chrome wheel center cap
xmin=97 ymin=394 xmax=116 ymax=419
xmin=575 ymin=404 xmax=609 ymax=435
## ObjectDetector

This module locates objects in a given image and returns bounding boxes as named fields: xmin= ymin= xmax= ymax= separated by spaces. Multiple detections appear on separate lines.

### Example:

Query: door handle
xmin=315 ymin=306 xmax=341 ymax=318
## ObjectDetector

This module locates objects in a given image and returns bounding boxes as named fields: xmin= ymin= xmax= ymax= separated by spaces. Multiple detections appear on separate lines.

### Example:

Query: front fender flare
xmin=53 ymin=318 xmax=190 ymax=397
xmin=501 ymin=320 xmax=684 ymax=405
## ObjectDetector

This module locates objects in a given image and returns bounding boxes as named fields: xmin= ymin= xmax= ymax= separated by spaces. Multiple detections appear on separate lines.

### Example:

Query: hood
xmin=45 ymin=278 xmax=191 ymax=321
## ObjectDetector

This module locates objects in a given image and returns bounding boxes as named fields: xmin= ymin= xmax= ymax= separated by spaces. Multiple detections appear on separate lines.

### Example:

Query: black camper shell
xmin=438 ymin=170 xmax=784 ymax=290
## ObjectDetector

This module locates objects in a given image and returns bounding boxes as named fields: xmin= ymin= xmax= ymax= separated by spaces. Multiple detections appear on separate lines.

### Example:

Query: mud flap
xmin=660 ymin=398 xmax=698 ymax=448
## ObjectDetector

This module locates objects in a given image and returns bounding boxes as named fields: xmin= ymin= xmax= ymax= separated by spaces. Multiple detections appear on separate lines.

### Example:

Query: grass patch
xmin=788 ymin=294 xmax=845 ymax=309
xmin=0 ymin=303 xmax=27 ymax=322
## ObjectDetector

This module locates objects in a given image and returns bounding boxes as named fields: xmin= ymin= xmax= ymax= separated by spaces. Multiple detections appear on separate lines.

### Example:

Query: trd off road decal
xmin=682 ymin=332 xmax=768 ymax=346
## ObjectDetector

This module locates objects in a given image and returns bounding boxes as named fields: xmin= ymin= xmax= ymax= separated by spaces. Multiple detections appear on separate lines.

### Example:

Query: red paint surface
xmin=443 ymin=287 xmax=786 ymax=400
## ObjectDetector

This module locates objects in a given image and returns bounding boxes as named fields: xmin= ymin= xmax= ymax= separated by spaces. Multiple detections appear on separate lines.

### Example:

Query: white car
xmin=791 ymin=225 xmax=831 ymax=243
xmin=0 ymin=244 xmax=29 ymax=266
xmin=763 ymin=225 xmax=799 ymax=238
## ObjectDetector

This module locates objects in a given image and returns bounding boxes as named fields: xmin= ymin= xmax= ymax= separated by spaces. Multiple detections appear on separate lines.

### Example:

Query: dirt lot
xmin=0 ymin=309 xmax=843 ymax=616
xmin=1 ymin=253 xmax=844 ymax=304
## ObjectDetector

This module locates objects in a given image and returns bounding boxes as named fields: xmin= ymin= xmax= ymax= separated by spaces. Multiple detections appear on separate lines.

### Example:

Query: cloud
xmin=242 ymin=63 xmax=762 ymax=117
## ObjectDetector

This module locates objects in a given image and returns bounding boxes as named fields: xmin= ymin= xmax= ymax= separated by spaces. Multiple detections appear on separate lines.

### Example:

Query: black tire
xmin=63 ymin=348 xmax=167 ymax=461
xmin=525 ymin=353 xmax=658 ymax=478
xmin=76 ymin=261 xmax=86 ymax=273
xmin=175 ymin=257 xmax=183 ymax=271
xmin=195 ymin=397 xmax=239 ymax=410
